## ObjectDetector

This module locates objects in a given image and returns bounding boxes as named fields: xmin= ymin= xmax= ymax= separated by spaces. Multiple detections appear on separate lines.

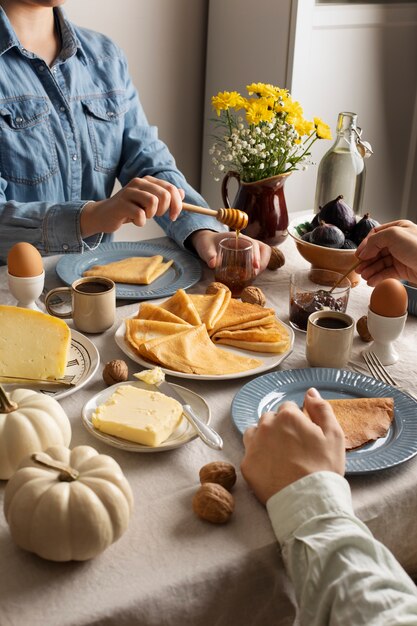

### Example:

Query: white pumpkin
xmin=0 ymin=387 xmax=71 ymax=480
xmin=4 ymin=445 xmax=134 ymax=561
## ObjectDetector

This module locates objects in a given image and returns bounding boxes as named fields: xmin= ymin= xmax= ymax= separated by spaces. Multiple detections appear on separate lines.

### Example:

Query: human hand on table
xmin=80 ymin=175 xmax=184 ymax=238
xmin=241 ymin=388 xmax=345 ymax=505
xmin=190 ymin=231 xmax=272 ymax=273
xmin=356 ymin=219 xmax=417 ymax=286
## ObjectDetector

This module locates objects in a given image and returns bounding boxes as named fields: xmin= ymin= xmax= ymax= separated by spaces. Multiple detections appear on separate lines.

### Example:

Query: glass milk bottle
xmin=314 ymin=112 xmax=365 ymax=215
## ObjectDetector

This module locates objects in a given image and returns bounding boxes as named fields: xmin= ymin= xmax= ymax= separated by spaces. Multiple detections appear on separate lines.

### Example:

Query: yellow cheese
xmin=133 ymin=367 xmax=165 ymax=385
xmin=92 ymin=385 xmax=183 ymax=447
xmin=0 ymin=305 xmax=71 ymax=379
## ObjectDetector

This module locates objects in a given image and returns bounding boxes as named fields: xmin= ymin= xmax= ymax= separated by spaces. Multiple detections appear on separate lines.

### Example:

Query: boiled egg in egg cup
xmin=7 ymin=242 xmax=45 ymax=311
xmin=363 ymin=278 xmax=408 ymax=365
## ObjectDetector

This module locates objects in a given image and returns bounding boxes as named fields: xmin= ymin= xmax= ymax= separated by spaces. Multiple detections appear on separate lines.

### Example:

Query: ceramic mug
xmin=45 ymin=277 xmax=116 ymax=333
xmin=306 ymin=310 xmax=355 ymax=368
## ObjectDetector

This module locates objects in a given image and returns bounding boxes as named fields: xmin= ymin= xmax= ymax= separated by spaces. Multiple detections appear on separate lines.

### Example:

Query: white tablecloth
xmin=1 ymin=235 xmax=417 ymax=626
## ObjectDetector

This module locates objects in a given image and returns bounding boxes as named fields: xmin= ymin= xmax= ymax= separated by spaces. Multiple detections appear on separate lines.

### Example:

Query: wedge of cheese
xmin=0 ymin=305 xmax=71 ymax=380
xmin=91 ymin=385 xmax=183 ymax=447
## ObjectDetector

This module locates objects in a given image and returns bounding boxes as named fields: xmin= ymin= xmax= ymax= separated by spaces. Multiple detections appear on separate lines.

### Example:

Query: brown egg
xmin=7 ymin=242 xmax=43 ymax=277
xmin=369 ymin=278 xmax=408 ymax=317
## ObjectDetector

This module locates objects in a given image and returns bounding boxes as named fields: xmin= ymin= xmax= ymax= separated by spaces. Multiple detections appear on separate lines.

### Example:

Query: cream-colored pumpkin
xmin=0 ymin=387 xmax=71 ymax=480
xmin=4 ymin=445 xmax=134 ymax=561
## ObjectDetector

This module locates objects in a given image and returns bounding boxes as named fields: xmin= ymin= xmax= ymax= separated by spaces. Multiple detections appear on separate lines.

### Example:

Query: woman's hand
xmin=80 ymin=176 xmax=184 ymax=238
xmin=190 ymin=231 xmax=272 ymax=273
xmin=356 ymin=220 xmax=417 ymax=286
xmin=241 ymin=388 xmax=345 ymax=504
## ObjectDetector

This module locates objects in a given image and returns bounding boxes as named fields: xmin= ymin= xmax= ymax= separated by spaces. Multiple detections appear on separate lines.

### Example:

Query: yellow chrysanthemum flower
xmin=211 ymin=91 xmax=245 ymax=116
xmin=246 ymin=82 xmax=279 ymax=100
xmin=283 ymin=100 xmax=304 ymax=119
xmin=295 ymin=118 xmax=315 ymax=137
xmin=245 ymin=99 xmax=274 ymax=125
xmin=314 ymin=117 xmax=332 ymax=140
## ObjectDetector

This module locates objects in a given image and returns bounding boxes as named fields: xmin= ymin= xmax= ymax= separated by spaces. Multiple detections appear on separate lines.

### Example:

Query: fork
xmin=363 ymin=351 xmax=417 ymax=402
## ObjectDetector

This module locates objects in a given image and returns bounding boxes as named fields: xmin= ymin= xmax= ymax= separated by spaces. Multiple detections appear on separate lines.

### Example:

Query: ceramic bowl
xmin=402 ymin=281 xmax=417 ymax=317
xmin=288 ymin=215 xmax=360 ymax=287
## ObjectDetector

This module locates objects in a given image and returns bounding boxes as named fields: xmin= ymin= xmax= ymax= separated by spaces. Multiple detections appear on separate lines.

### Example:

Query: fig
xmin=341 ymin=239 xmax=357 ymax=249
xmin=310 ymin=213 xmax=320 ymax=230
xmin=350 ymin=213 xmax=380 ymax=245
xmin=301 ymin=232 xmax=312 ymax=242
xmin=309 ymin=220 xmax=345 ymax=248
xmin=318 ymin=195 xmax=356 ymax=234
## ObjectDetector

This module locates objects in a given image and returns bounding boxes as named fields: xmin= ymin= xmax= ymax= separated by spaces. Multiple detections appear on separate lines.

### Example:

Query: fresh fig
xmin=310 ymin=213 xmax=320 ymax=230
xmin=350 ymin=213 xmax=380 ymax=245
xmin=309 ymin=220 xmax=345 ymax=248
xmin=341 ymin=239 xmax=357 ymax=249
xmin=318 ymin=195 xmax=356 ymax=234
xmin=301 ymin=232 xmax=312 ymax=242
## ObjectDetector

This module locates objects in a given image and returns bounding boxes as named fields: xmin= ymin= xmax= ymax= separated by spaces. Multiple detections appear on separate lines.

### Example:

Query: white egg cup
xmin=363 ymin=307 xmax=407 ymax=365
xmin=7 ymin=270 xmax=45 ymax=311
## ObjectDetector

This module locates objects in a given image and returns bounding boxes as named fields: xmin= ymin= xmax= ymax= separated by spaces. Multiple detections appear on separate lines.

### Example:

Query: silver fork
xmin=363 ymin=351 xmax=417 ymax=402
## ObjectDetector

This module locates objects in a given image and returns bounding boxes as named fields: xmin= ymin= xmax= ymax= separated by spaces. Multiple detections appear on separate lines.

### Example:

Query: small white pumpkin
xmin=4 ymin=444 xmax=134 ymax=561
xmin=0 ymin=386 xmax=71 ymax=480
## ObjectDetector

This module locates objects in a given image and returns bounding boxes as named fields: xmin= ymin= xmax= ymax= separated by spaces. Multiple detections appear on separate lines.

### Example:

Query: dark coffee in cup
xmin=314 ymin=317 xmax=350 ymax=330
xmin=75 ymin=281 xmax=112 ymax=294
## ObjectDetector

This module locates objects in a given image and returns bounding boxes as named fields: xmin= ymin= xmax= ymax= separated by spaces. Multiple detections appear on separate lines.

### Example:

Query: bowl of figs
xmin=288 ymin=195 xmax=380 ymax=287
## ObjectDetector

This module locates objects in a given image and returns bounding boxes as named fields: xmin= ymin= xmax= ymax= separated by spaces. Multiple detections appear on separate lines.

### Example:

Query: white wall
xmin=65 ymin=0 xmax=208 ymax=240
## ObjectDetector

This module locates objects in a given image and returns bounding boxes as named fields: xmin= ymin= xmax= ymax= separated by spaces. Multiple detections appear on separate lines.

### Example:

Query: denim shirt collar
xmin=0 ymin=6 xmax=87 ymax=63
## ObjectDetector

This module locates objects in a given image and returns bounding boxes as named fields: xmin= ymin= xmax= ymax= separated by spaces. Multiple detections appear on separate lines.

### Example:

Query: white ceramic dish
xmin=81 ymin=380 xmax=210 ymax=452
xmin=2 ymin=329 xmax=100 ymax=400
xmin=114 ymin=312 xmax=295 ymax=381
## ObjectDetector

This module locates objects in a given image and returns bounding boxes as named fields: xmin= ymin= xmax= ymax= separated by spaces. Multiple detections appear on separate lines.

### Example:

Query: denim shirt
xmin=0 ymin=7 xmax=224 ymax=264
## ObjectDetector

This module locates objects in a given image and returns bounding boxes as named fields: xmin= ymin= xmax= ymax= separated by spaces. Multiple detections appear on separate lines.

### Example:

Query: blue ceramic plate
xmin=231 ymin=368 xmax=417 ymax=475
xmin=55 ymin=241 xmax=202 ymax=300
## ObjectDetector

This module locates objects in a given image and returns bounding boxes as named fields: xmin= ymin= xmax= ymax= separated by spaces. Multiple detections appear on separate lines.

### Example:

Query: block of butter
xmin=92 ymin=384 xmax=183 ymax=447
xmin=0 ymin=305 xmax=71 ymax=380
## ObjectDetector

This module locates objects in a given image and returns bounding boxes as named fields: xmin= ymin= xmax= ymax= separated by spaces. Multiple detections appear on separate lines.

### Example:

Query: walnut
xmin=206 ymin=282 xmax=231 ymax=295
xmin=102 ymin=359 xmax=129 ymax=385
xmin=199 ymin=461 xmax=237 ymax=491
xmin=241 ymin=286 xmax=266 ymax=307
xmin=356 ymin=316 xmax=373 ymax=342
xmin=267 ymin=247 xmax=285 ymax=270
xmin=192 ymin=483 xmax=234 ymax=524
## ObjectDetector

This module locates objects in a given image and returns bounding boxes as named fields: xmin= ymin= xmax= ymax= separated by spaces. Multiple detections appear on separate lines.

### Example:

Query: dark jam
xmin=289 ymin=290 xmax=345 ymax=331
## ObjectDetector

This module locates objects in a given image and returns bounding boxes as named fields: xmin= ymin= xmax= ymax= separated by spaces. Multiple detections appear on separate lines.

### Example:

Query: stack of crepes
xmin=124 ymin=288 xmax=291 ymax=375
xmin=83 ymin=255 xmax=173 ymax=285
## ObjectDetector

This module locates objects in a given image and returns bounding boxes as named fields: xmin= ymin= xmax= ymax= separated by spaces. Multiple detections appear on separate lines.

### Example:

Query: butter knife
xmin=155 ymin=380 xmax=223 ymax=450
xmin=0 ymin=375 xmax=75 ymax=387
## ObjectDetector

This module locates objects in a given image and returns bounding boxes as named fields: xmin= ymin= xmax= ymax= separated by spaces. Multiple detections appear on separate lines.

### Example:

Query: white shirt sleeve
xmin=266 ymin=471 xmax=417 ymax=626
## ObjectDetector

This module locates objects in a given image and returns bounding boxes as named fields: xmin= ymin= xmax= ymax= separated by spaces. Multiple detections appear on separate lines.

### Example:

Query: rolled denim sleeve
xmin=117 ymin=58 xmax=226 ymax=249
xmin=267 ymin=472 xmax=417 ymax=626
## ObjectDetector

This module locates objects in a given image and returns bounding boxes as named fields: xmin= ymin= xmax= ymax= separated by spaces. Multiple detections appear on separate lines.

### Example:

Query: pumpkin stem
xmin=0 ymin=384 xmax=18 ymax=413
xmin=31 ymin=452 xmax=79 ymax=482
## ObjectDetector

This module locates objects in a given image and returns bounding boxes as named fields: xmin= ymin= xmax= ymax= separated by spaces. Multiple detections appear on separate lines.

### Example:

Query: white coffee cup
xmin=306 ymin=310 xmax=355 ymax=368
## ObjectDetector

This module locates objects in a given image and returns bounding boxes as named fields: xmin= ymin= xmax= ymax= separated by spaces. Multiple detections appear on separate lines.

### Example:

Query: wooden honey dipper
xmin=182 ymin=202 xmax=248 ymax=231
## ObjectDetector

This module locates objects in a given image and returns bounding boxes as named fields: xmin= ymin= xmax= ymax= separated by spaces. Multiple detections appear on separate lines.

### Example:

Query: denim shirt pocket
xmin=81 ymin=92 xmax=128 ymax=174
xmin=0 ymin=97 xmax=58 ymax=185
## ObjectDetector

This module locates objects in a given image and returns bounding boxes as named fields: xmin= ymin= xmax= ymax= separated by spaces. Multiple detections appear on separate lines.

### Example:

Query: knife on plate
xmin=155 ymin=380 xmax=223 ymax=450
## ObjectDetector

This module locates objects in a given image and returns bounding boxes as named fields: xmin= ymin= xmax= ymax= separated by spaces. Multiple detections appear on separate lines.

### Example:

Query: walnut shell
xmin=192 ymin=483 xmax=234 ymax=524
xmin=206 ymin=282 xmax=231 ymax=295
xmin=199 ymin=461 xmax=237 ymax=491
xmin=267 ymin=247 xmax=285 ymax=270
xmin=240 ymin=286 xmax=266 ymax=307
xmin=102 ymin=359 xmax=129 ymax=385
xmin=356 ymin=316 xmax=373 ymax=342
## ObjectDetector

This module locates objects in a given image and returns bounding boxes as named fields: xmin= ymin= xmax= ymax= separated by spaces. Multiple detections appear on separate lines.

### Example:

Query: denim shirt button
xmin=107 ymin=111 xmax=115 ymax=117
xmin=15 ymin=117 xmax=23 ymax=124
xmin=72 ymin=154 xmax=78 ymax=161
xmin=62 ymin=244 xmax=69 ymax=251
xmin=60 ymin=106 xmax=66 ymax=112
xmin=38 ymin=65 xmax=45 ymax=72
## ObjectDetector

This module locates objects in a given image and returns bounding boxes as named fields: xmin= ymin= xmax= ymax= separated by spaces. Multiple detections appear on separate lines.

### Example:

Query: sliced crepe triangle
xmin=188 ymin=291 xmax=231 ymax=330
xmin=138 ymin=324 xmax=262 ymax=375
xmin=305 ymin=397 xmax=394 ymax=450
xmin=212 ymin=319 xmax=291 ymax=353
xmin=209 ymin=298 xmax=276 ymax=335
xmin=158 ymin=289 xmax=202 ymax=325
xmin=83 ymin=255 xmax=173 ymax=285
xmin=136 ymin=302 xmax=190 ymax=325
xmin=125 ymin=318 xmax=190 ymax=357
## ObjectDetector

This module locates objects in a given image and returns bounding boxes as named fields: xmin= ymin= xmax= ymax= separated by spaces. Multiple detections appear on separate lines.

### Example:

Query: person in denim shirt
xmin=0 ymin=0 xmax=271 ymax=271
